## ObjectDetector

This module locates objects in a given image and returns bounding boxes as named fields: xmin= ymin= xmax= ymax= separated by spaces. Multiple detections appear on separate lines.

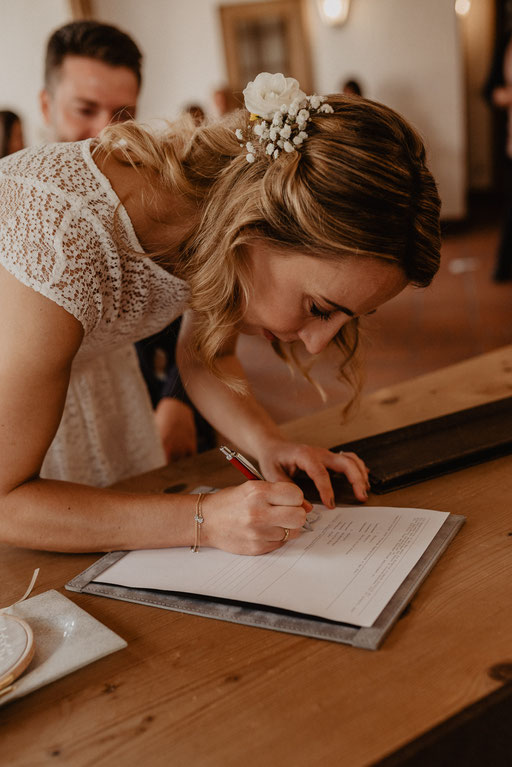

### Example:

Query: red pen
xmin=219 ymin=446 xmax=264 ymax=480
xmin=219 ymin=445 xmax=313 ymax=529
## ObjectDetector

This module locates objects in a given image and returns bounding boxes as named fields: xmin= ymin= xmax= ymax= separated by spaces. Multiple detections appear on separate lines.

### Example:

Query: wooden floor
xmin=237 ymin=197 xmax=512 ymax=424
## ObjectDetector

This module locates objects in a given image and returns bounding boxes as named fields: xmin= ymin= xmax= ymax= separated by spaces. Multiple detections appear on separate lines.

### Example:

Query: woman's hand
xmin=202 ymin=481 xmax=307 ymax=555
xmin=255 ymin=439 xmax=370 ymax=508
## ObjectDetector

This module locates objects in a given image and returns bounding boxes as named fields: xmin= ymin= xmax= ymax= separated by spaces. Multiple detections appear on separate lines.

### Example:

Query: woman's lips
xmin=262 ymin=328 xmax=278 ymax=342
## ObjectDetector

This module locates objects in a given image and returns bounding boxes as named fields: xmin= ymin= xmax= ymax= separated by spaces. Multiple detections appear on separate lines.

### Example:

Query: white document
xmin=94 ymin=505 xmax=449 ymax=627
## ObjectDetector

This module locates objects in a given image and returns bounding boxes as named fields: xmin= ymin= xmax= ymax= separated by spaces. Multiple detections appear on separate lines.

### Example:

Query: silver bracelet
xmin=190 ymin=493 xmax=205 ymax=553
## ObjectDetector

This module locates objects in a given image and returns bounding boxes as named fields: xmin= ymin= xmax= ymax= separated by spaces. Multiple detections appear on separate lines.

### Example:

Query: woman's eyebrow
xmin=321 ymin=296 xmax=355 ymax=317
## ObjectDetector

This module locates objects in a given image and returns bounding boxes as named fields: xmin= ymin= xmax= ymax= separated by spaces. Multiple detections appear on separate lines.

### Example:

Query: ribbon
xmin=0 ymin=568 xmax=39 ymax=613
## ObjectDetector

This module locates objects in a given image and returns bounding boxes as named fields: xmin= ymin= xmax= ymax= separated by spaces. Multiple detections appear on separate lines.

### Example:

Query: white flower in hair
xmin=235 ymin=72 xmax=334 ymax=163
xmin=243 ymin=72 xmax=306 ymax=120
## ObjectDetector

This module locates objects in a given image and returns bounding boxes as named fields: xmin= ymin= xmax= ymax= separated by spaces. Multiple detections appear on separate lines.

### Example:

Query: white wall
xmin=308 ymin=0 xmax=467 ymax=217
xmin=0 ymin=0 xmax=469 ymax=217
xmin=0 ymin=0 xmax=71 ymax=144
xmin=459 ymin=0 xmax=494 ymax=190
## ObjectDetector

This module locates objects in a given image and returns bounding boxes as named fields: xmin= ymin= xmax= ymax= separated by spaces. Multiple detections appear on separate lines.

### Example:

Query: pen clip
xmin=235 ymin=454 xmax=264 ymax=480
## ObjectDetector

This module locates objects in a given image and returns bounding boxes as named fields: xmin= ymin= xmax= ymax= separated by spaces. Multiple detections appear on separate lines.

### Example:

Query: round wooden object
xmin=0 ymin=614 xmax=35 ymax=691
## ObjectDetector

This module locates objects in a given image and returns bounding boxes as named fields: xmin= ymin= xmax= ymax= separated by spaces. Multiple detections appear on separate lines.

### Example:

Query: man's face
xmin=40 ymin=55 xmax=139 ymax=142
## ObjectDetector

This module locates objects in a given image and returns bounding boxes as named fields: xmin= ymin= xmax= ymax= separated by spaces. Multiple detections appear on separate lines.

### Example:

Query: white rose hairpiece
xmin=235 ymin=72 xmax=334 ymax=163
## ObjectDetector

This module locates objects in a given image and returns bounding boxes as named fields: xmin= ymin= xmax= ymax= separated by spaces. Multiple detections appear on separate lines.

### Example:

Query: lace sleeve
xmin=0 ymin=170 xmax=104 ymax=335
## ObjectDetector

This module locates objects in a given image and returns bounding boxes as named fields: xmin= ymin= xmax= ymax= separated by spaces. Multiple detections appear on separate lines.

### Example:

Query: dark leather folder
xmin=329 ymin=396 xmax=512 ymax=494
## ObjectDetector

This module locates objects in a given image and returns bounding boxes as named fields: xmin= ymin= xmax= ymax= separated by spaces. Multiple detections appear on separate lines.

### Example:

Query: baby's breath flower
xmin=239 ymin=73 xmax=335 ymax=163
xmin=288 ymin=101 xmax=300 ymax=117
xmin=253 ymin=121 xmax=268 ymax=136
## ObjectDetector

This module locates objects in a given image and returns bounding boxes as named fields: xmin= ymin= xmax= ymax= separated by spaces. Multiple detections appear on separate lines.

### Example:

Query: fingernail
xmin=329 ymin=496 xmax=335 ymax=509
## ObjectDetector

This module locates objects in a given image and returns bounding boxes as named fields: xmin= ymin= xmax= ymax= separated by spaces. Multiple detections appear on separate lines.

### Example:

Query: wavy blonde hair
xmin=99 ymin=96 xmax=441 ymax=400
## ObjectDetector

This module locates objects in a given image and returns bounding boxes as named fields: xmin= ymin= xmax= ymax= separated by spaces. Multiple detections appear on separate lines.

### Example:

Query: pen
xmin=219 ymin=446 xmax=265 ymax=480
xmin=219 ymin=446 xmax=313 ymax=530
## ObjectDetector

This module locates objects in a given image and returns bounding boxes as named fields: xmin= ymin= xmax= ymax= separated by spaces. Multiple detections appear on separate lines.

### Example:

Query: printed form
xmin=95 ymin=505 xmax=448 ymax=627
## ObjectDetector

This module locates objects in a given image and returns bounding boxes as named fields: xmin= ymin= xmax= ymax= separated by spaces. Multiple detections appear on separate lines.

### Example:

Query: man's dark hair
xmin=44 ymin=21 xmax=142 ymax=89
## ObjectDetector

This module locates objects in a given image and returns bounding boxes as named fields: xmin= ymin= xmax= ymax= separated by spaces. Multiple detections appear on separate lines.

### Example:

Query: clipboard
xmin=66 ymin=513 xmax=465 ymax=651
xmin=308 ymin=396 xmax=512 ymax=496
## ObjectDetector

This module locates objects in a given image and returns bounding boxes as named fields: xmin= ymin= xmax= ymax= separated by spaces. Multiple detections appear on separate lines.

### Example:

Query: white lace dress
xmin=0 ymin=139 xmax=190 ymax=487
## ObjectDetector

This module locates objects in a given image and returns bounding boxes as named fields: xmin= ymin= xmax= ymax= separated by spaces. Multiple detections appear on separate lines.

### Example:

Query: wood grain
xmin=1 ymin=346 xmax=511 ymax=766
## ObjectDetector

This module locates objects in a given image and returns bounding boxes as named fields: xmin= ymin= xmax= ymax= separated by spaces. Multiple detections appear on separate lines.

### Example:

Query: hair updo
xmin=100 ymin=95 xmax=440 ymax=397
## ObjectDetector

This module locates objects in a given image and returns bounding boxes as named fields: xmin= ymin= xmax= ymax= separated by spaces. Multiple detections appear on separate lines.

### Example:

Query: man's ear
xmin=39 ymin=89 xmax=51 ymax=124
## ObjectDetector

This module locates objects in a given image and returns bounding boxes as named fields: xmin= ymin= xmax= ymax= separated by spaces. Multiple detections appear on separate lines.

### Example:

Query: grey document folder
xmin=66 ymin=513 xmax=464 ymax=651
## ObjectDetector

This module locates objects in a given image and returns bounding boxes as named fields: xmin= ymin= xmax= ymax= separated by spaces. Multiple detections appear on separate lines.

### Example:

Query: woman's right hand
xmin=202 ymin=481 xmax=307 ymax=555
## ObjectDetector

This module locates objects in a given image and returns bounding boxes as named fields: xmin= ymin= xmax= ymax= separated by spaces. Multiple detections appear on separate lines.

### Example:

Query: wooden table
xmin=2 ymin=346 xmax=512 ymax=766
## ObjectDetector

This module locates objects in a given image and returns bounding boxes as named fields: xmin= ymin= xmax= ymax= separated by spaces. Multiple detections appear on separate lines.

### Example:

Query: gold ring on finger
xmin=281 ymin=527 xmax=290 ymax=542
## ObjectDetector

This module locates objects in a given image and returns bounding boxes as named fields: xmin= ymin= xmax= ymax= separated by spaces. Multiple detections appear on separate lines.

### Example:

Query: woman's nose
xmin=297 ymin=322 xmax=336 ymax=355
xmin=297 ymin=315 xmax=349 ymax=355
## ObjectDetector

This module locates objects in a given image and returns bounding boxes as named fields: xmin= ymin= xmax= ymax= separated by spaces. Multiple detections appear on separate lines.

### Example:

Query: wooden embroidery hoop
xmin=0 ymin=614 xmax=35 ymax=695
xmin=0 ymin=569 xmax=39 ymax=696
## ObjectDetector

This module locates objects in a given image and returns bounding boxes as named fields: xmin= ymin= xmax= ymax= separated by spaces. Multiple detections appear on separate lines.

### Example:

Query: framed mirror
xmin=219 ymin=0 xmax=313 ymax=101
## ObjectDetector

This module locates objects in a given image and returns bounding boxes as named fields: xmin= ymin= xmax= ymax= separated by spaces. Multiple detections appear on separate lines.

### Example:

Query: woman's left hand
xmin=256 ymin=439 xmax=370 ymax=508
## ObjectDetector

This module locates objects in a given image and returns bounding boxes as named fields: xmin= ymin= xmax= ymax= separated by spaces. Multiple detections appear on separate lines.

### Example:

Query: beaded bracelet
xmin=190 ymin=492 xmax=205 ymax=553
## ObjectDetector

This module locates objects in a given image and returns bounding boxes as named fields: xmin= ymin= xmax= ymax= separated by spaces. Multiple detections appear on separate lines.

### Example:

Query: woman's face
xmin=240 ymin=241 xmax=408 ymax=355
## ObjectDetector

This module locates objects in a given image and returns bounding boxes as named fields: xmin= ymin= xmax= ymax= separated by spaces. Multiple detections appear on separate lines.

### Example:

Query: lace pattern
xmin=0 ymin=140 xmax=190 ymax=486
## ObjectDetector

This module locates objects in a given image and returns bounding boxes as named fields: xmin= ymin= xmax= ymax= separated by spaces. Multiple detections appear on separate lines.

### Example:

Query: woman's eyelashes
xmin=309 ymin=301 xmax=334 ymax=322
